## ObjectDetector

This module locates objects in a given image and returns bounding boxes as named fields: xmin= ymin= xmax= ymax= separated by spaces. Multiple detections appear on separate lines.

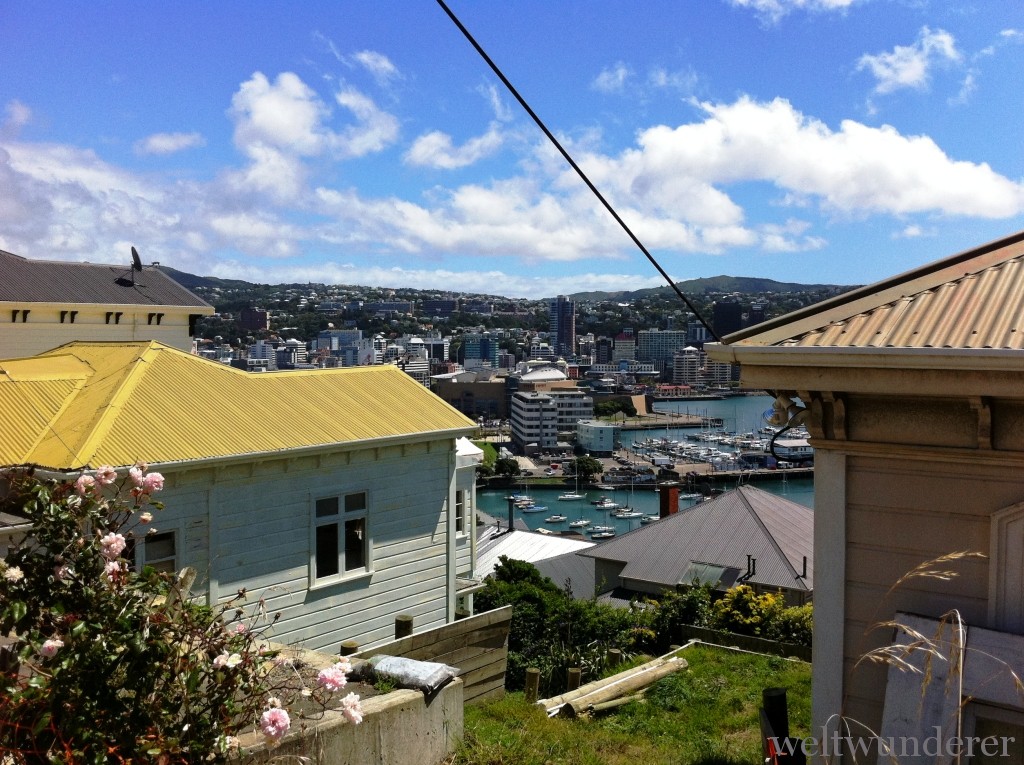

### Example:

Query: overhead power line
xmin=435 ymin=0 xmax=721 ymax=342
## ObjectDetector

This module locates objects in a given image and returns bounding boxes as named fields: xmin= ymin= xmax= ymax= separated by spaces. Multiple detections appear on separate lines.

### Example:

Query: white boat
xmin=557 ymin=492 xmax=585 ymax=501
xmin=593 ymin=499 xmax=620 ymax=510
xmin=568 ymin=518 xmax=591 ymax=528
xmin=640 ymin=514 xmax=660 ymax=524
xmin=612 ymin=509 xmax=643 ymax=519
xmin=591 ymin=531 xmax=616 ymax=540
xmin=588 ymin=525 xmax=615 ymax=534
xmin=544 ymin=514 xmax=567 ymax=523
xmin=519 ymin=504 xmax=548 ymax=513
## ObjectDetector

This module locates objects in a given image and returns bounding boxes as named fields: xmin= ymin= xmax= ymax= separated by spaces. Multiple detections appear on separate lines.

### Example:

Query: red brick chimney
xmin=659 ymin=485 xmax=679 ymax=518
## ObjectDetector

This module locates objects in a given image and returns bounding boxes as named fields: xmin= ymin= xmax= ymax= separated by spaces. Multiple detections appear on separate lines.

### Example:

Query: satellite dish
xmin=131 ymin=246 xmax=143 ymax=271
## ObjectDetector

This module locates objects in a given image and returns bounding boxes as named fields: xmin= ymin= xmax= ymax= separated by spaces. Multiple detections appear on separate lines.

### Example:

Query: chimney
xmin=659 ymin=484 xmax=680 ymax=518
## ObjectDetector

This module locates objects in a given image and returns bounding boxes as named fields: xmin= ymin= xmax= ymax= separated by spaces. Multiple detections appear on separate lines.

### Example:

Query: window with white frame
xmin=314 ymin=492 xmax=369 ymax=581
xmin=126 ymin=529 xmax=177 ymax=574
xmin=455 ymin=489 xmax=467 ymax=535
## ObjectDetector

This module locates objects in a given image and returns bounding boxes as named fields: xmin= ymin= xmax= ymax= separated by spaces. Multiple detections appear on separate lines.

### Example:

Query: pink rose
xmin=341 ymin=693 xmax=363 ymax=724
xmin=317 ymin=663 xmax=349 ymax=692
xmin=129 ymin=467 xmax=144 ymax=488
xmin=142 ymin=472 xmax=164 ymax=493
xmin=95 ymin=466 xmax=118 ymax=485
xmin=75 ymin=474 xmax=96 ymax=496
xmin=40 ymin=638 xmax=64 ymax=658
xmin=99 ymin=532 xmax=127 ymax=560
xmin=103 ymin=560 xmax=122 ymax=582
xmin=138 ymin=512 xmax=153 ymax=524
xmin=260 ymin=708 xmax=290 ymax=741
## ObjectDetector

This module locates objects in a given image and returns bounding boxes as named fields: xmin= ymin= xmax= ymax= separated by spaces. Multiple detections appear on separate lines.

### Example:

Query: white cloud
xmin=404 ymin=123 xmax=505 ymax=169
xmin=857 ymin=27 xmax=961 ymax=95
xmin=478 ymin=83 xmax=513 ymax=122
xmin=332 ymin=87 xmax=400 ymax=157
xmin=134 ymin=132 xmax=206 ymax=156
xmin=728 ymin=0 xmax=859 ymax=25
xmin=352 ymin=50 xmax=400 ymax=87
xmin=592 ymin=62 xmax=632 ymax=93
xmin=647 ymin=67 xmax=699 ymax=94
xmin=2 ymin=101 xmax=32 ymax=136
xmin=625 ymin=96 xmax=1024 ymax=219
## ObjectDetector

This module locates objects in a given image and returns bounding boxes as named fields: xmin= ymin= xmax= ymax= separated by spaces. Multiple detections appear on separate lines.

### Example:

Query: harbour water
xmin=477 ymin=394 xmax=815 ymax=537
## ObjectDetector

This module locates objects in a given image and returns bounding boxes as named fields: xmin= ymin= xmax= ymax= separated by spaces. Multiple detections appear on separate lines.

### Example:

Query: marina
xmin=479 ymin=395 xmax=815 ymax=536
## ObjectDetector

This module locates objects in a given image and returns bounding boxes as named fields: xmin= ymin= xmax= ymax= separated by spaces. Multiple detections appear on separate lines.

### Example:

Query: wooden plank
xmin=399 ymin=624 xmax=510 ymax=661
xmin=357 ymin=607 xmax=511 ymax=658
xmin=466 ymin=684 xmax=505 ymax=704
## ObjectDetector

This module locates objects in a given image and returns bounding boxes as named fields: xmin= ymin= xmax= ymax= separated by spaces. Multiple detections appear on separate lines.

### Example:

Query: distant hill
xmin=566 ymin=275 xmax=852 ymax=302
xmin=161 ymin=266 xmax=851 ymax=303
xmin=157 ymin=266 xmax=260 ymax=291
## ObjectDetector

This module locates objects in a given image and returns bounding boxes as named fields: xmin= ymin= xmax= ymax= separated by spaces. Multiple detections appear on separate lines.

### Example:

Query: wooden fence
xmin=354 ymin=606 xmax=512 ymax=704
xmin=679 ymin=625 xmax=812 ymax=661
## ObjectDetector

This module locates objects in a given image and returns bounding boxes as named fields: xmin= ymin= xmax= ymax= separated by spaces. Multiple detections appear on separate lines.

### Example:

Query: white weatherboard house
xmin=0 ymin=341 xmax=480 ymax=652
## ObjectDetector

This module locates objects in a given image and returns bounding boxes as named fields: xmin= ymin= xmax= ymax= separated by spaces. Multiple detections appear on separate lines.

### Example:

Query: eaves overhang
xmin=706 ymin=343 xmax=1024 ymax=373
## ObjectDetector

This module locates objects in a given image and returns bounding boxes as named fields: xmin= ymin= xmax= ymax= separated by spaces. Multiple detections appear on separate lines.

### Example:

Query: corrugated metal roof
xmin=722 ymin=230 xmax=1024 ymax=350
xmin=0 ymin=250 xmax=212 ymax=309
xmin=476 ymin=529 xmax=594 ymax=579
xmin=580 ymin=486 xmax=812 ymax=592
xmin=0 ymin=341 xmax=476 ymax=470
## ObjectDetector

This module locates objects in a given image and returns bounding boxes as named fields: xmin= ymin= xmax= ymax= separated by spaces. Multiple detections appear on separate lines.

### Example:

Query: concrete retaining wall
xmin=239 ymin=645 xmax=464 ymax=765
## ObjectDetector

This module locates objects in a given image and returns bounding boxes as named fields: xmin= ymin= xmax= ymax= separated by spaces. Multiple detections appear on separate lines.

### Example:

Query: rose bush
xmin=0 ymin=467 xmax=361 ymax=763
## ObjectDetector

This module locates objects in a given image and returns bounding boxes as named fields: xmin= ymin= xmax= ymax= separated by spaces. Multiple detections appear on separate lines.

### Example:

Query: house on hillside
xmin=0 ymin=249 xmax=214 ymax=357
xmin=0 ymin=340 xmax=479 ymax=652
xmin=707 ymin=230 xmax=1024 ymax=747
xmin=563 ymin=486 xmax=812 ymax=604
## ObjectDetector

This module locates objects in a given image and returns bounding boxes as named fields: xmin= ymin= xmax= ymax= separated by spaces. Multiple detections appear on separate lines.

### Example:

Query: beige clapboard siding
xmin=0 ymin=308 xmax=195 ymax=357
xmin=840 ymin=450 xmax=1014 ymax=735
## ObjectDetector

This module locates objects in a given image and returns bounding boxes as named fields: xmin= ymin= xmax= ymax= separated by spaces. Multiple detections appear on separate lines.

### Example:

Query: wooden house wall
xmin=820 ymin=391 xmax=1024 ymax=734
xmin=160 ymin=438 xmax=456 ymax=654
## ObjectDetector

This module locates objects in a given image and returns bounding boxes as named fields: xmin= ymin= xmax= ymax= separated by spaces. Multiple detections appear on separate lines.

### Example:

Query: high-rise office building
xmin=549 ymin=295 xmax=576 ymax=359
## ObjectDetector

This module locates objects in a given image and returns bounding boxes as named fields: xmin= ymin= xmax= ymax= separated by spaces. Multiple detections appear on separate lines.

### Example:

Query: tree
xmin=567 ymin=456 xmax=603 ymax=481
xmin=494 ymin=457 xmax=521 ymax=477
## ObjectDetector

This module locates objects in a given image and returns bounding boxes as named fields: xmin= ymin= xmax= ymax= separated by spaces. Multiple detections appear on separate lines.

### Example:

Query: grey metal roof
xmin=0 ymin=250 xmax=212 ymax=309
xmin=580 ymin=486 xmax=812 ymax=593
xmin=534 ymin=548 xmax=598 ymax=599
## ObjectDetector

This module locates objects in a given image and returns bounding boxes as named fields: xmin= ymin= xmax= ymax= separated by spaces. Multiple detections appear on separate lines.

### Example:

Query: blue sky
xmin=2 ymin=1 xmax=1022 ymax=297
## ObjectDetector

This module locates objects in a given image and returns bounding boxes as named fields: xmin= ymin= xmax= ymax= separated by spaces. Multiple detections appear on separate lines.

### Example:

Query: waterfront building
xmin=576 ymin=420 xmax=620 ymax=456
xmin=510 ymin=389 xmax=593 ymax=453
xmin=637 ymin=328 xmax=690 ymax=376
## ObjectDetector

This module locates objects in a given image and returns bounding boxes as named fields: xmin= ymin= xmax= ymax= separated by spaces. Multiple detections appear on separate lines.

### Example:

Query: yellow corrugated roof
xmin=1 ymin=341 xmax=476 ymax=471
xmin=722 ymin=230 xmax=1024 ymax=350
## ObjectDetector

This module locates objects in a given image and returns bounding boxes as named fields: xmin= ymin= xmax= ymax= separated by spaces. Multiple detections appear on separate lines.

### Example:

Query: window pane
xmin=344 ymin=518 xmax=366 ymax=571
xmin=344 ymin=492 xmax=366 ymax=513
xmin=146 ymin=532 xmax=176 ymax=561
xmin=455 ymin=490 xmax=465 ymax=533
xmin=316 ymin=497 xmax=339 ymax=517
xmin=315 ymin=523 xmax=339 ymax=578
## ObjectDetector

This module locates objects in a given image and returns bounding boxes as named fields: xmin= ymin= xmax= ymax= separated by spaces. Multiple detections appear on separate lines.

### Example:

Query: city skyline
xmin=2 ymin=1 xmax=1023 ymax=297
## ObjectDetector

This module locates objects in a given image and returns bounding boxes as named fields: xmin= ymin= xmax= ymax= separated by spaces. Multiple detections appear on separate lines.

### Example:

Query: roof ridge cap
xmin=71 ymin=342 xmax=163 ymax=467
xmin=739 ymin=486 xmax=803 ymax=584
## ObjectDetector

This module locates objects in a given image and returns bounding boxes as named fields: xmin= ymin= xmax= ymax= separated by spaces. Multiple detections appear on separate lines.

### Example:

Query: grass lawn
xmin=450 ymin=644 xmax=811 ymax=765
